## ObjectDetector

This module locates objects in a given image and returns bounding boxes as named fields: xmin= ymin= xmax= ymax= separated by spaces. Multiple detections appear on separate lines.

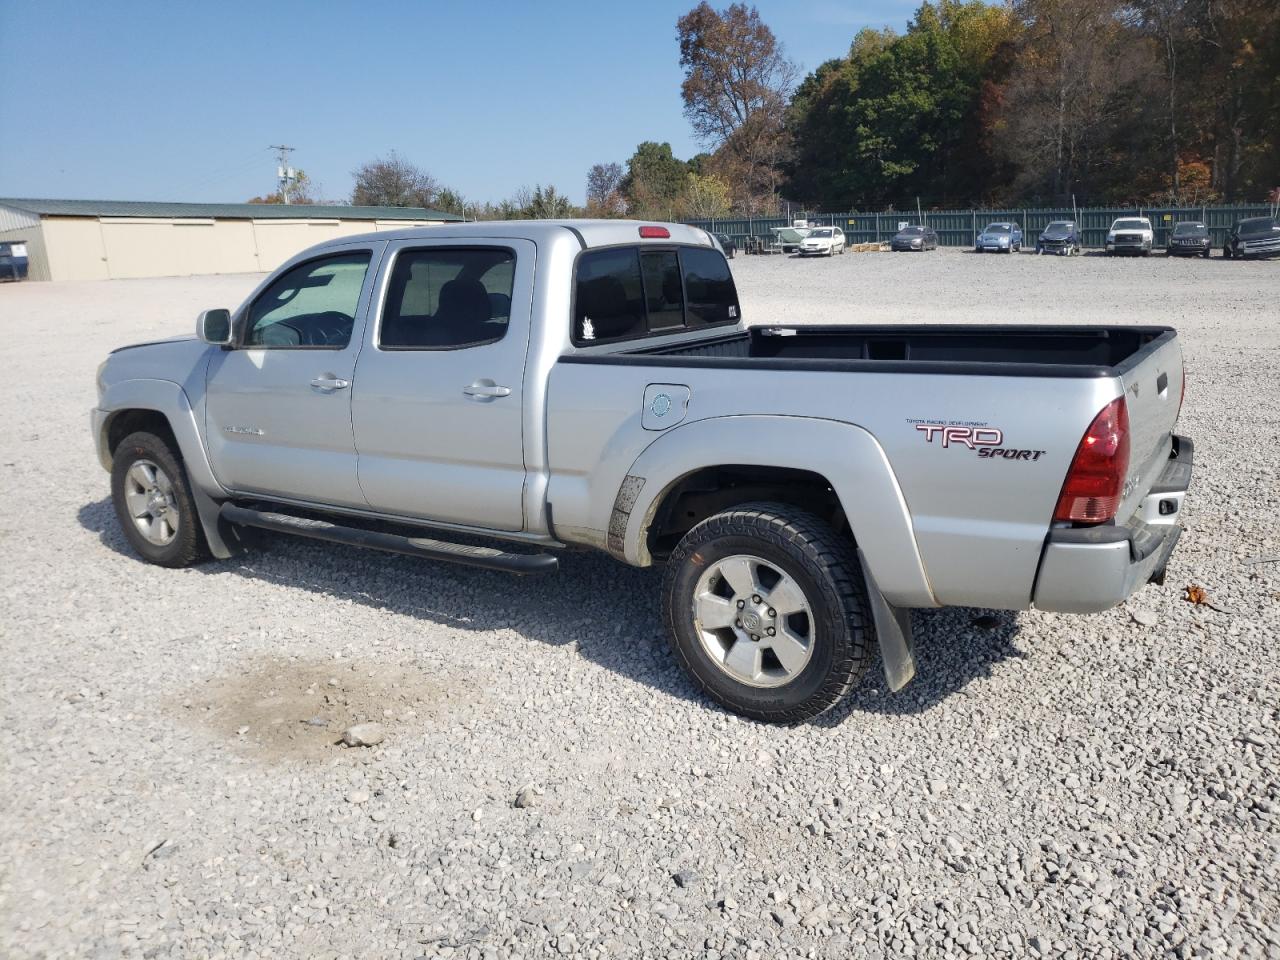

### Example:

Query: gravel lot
xmin=2 ymin=249 xmax=1278 ymax=960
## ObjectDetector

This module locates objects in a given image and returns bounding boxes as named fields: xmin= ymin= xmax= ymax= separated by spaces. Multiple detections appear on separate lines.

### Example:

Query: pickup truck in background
xmin=1106 ymin=217 xmax=1155 ymax=256
xmin=93 ymin=221 xmax=1192 ymax=722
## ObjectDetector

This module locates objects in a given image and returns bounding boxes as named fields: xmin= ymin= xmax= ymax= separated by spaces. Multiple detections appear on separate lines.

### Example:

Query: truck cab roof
xmin=313 ymin=219 xmax=718 ymax=254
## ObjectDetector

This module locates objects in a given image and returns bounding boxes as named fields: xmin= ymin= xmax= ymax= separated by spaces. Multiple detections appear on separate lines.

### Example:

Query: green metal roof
xmin=0 ymin=197 xmax=463 ymax=222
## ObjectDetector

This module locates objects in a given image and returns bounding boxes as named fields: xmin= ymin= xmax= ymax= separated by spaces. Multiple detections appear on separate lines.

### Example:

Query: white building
xmin=0 ymin=198 xmax=463 ymax=282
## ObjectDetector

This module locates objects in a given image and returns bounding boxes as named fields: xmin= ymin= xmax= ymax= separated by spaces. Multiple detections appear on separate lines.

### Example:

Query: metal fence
xmin=686 ymin=204 xmax=1278 ymax=250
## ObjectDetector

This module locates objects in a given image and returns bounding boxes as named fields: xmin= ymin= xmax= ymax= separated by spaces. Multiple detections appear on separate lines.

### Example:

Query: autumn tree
xmin=675 ymin=172 xmax=733 ymax=219
xmin=585 ymin=162 xmax=626 ymax=216
xmin=351 ymin=152 xmax=441 ymax=208
xmin=677 ymin=2 xmax=795 ymax=211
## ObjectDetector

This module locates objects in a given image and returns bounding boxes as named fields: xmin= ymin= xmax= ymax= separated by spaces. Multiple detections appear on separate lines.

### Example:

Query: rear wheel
xmin=662 ymin=503 xmax=873 ymax=723
xmin=111 ymin=430 xmax=209 ymax=567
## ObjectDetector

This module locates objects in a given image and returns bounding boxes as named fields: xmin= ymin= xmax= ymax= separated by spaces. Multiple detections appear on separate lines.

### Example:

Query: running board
xmin=219 ymin=504 xmax=559 ymax=576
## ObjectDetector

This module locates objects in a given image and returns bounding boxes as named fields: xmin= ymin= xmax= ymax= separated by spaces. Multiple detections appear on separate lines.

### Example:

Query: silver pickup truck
xmin=93 ymin=221 xmax=1193 ymax=722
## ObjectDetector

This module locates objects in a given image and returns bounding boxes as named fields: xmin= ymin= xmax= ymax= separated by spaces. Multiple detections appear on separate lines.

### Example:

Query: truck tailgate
xmin=1116 ymin=330 xmax=1184 ymax=519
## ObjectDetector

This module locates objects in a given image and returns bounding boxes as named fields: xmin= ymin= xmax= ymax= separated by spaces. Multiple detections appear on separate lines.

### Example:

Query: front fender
xmin=617 ymin=415 xmax=937 ymax=609
xmin=95 ymin=377 xmax=224 ymax=497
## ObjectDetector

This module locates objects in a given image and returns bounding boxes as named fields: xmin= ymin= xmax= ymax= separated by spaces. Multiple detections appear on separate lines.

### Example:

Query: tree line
xmin=252 ymin=1 xmax=1278 ymax=216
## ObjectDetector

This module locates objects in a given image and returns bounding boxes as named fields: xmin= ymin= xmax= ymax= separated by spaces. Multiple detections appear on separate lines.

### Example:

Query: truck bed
xmin=550 ymin=322 xmax=1184 ymax=612
xmin=576 ymin=324 xmax=1175 ymax=379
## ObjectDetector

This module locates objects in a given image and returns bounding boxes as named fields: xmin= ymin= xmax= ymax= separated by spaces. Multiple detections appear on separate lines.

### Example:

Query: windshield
xmin=810 ymin=229 xmax=833 ymax=238
xmin=984 ymin=225 xmax=1010 ymax=235
xmin=1044 ymin=221 xmax=1072 ymax=231
xmin=898 ymin=226 xmax=924 ymax=235
xmin=1172 ymin=223 xmax=1207 ymax=236
xmin=1114 ymin=219 xmax=1148 ymax=231
xmin=1239 ymin=218 xmax=1277 ymax=237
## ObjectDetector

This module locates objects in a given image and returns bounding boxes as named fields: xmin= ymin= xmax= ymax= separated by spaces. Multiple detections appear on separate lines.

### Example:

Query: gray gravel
xmin=2 ymin=249 xmax=1278 ymax=959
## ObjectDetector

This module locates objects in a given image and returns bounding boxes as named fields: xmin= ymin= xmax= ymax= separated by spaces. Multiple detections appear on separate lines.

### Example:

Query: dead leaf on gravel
xmin=1184 ymin=584 xmax=1209 ymax=605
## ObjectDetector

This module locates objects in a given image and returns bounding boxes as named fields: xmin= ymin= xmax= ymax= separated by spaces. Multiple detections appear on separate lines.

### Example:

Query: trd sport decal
xmin=908 ymin=420 xmax=1046 ymax=461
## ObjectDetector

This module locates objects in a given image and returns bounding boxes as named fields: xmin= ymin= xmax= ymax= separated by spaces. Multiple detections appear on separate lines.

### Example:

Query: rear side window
xmin=574 ymin=245 xmax=738 ymax=345
xmin=380 ymin=247 xmax=514 ymax=350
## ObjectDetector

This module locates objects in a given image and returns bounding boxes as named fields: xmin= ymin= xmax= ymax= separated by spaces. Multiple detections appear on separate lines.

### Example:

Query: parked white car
xmin=798 ymin=227 xmax=846 ymax=257
xmin=1105 ymin=217 xmax=1154 ymax=256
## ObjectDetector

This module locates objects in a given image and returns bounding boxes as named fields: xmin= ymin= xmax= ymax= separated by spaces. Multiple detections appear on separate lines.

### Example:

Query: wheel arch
xmin=96 ymin=379 xmax=240 ymax=560
xmin=96 ymin=378 xmax=222 ymax=494
xmin=615 ymin=415 xmax=937 ymax=608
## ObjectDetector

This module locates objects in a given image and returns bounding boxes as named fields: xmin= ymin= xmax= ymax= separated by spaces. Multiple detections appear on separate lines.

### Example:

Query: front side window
xmin=380 ymin=247 xmax=515 ymax=349
xmin=574 ymin=245 xmax=738 ymax=345
xmin=245 ymin=252 xmax=372 ymax=348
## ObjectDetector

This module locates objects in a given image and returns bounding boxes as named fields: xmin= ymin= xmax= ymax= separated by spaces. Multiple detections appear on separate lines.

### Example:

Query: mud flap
xmin=191 ymin=486 xmax=254 ymax=560
xmin=857 ymin=548 xmax=916 ymax=692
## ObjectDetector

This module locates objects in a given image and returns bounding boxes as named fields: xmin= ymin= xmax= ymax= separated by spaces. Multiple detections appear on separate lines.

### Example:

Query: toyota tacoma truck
xmin=93 ymin=221 xmax=1192 ymax=723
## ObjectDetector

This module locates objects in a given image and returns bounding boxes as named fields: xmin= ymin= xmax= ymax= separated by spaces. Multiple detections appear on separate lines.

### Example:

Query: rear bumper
xmin=1033 ymin=435 xmax=1193 ymax=613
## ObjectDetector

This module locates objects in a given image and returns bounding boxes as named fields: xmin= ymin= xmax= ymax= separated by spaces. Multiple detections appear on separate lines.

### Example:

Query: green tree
xmin=518 ymin=185 xmax=578 ymax=219
xmin=621 ymin=142 xmax=690 ymax=218
xmin=783 ymin=2 xmax=1016 ymax=208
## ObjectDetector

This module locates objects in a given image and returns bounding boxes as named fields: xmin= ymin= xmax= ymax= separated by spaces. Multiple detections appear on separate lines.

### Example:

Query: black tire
xmin=111 ymin=430 xmax=210 ymax=568
xmin=662 ymin=502 xmax=874 ymax=723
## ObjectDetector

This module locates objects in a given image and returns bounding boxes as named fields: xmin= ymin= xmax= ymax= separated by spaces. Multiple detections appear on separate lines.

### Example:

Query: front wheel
xmin=111 ymin=430 xmax=210 ymax=567
xmin=662 ymin=503 xmax=874 ymax=723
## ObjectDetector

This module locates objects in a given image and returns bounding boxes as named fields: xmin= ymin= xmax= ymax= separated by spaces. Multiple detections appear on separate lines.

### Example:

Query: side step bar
xmin=219 ymin=504 xmax=559 ymax=576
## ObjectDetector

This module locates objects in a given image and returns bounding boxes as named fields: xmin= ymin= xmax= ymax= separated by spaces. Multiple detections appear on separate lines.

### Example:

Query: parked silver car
xmin=92 ymin=220 xmax=1192 ymax=722
xmin=975 ymin=222 xmax=1023 ymax=253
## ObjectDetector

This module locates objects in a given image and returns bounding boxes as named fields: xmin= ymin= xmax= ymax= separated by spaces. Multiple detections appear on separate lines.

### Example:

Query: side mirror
xmin=197 ymin=308 xmax=232 ymax=346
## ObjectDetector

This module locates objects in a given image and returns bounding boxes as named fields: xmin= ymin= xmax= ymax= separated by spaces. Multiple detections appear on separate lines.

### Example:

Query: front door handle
xmin=463 ymin=379 xmax=511 ymax=402
xmin=310 ymin=375 xmax=350 ymax=392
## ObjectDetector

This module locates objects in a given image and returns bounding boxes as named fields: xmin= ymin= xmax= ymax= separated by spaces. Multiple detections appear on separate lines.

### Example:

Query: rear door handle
xmin=310 ymin=375 xmax=350 ymax=392
xmin=463 ymin=380 xmax=511 ymax=401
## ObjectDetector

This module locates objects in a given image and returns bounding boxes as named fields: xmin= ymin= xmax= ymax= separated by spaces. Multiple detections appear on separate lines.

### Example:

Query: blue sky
xmin=0 ymin=0 xmax=919 ymax=206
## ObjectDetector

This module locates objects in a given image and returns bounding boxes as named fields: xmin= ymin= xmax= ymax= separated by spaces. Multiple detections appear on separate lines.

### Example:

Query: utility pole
xmin=269 ymin=144 xmax=296 ymax=204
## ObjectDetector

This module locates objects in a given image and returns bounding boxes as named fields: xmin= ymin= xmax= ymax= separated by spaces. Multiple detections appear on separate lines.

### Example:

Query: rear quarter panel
xmin=546 ymin=360 xmax=1122 ymax=609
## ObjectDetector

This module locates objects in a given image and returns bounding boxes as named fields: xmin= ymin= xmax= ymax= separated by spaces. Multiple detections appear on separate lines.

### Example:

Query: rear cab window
xmin=573 ymin=244 xmax=739 ymax=346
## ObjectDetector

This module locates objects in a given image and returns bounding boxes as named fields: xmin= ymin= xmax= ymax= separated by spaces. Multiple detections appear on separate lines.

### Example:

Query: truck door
xmin=204 ymin=244 xmax=382 ymax=507
xmin=350 ymin=238 xmax=534 ymax=531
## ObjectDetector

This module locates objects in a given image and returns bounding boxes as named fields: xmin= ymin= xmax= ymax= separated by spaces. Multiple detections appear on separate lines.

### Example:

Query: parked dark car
xmin=1036 ymin=221 xmax=1080 ymax=256
xmin=0 ymin=240 xmax=30 ymax=281
xmin=890 ymin=225 xmax=938 ymax=251
xmin=715 ymin=233 xmax=737 ymax=259
xmin=1223 ymin=217 xmax=1280 ymax=260
xmin=1166 ymin=221 xmax=1212 ymax=258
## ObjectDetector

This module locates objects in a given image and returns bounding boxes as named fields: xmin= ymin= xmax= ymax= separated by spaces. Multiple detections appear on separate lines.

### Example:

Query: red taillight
xmin=1053 ymin=396 xmax=1130 ymax=524
xmin=639 ymin=225 xmax=670 ymax=239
